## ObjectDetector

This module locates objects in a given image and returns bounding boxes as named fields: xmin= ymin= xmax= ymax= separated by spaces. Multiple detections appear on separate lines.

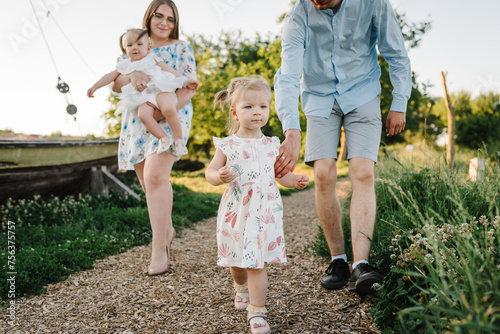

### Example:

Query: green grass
xmin=0 ymin=161 xmax=318 ymax=302
xmin=307 ymin=144 xmax=500 ymax=333
xmin=0 ymin=173 xmax=220 ymax=301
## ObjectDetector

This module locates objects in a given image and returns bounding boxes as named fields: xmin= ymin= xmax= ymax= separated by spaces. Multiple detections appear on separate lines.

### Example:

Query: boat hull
xmin=0 ymin=139 xmax=119 ymax=201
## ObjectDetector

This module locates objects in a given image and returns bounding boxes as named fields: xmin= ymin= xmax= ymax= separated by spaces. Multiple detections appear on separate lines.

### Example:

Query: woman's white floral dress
xmin=214 ymin=135 xmax=287 ymax=269
xmin=118 ymin=42 xmax=196 ymax=169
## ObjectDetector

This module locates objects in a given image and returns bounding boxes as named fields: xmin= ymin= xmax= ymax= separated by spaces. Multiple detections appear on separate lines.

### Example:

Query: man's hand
xmin=386 ymin=110 xmax=406 ymax=137
xmin=275 ymin=129 xmax=301 ymax=178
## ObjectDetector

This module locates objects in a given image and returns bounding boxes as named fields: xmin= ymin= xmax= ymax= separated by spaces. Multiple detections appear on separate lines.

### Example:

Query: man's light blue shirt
xmin=274 ymin=0 xmax=412 ymax=132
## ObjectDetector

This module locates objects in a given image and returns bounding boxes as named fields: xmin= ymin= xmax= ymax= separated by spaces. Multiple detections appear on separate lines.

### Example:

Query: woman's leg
xmin=143 ymin=152 xmax=177 ymax=274
xmin=133 ymin=160 xmax=146 ymax=193
xmin=138 ymin=103 xmax=169 ymax=140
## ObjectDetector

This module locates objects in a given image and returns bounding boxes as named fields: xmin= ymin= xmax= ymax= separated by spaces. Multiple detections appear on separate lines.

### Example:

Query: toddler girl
xmin=87 ymin=28 xmax=198 ymax=157
xmin=205 ymin=76 xmax=309 ymax=334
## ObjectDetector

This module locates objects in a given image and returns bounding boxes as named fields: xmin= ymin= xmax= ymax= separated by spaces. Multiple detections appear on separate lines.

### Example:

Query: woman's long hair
xmin=142 ymin=0 xmax=180 ymax=41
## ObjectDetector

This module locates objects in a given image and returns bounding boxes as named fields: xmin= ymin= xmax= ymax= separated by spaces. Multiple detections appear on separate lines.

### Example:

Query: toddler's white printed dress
xmin=214 ymin=135 xmax=287 ymax=269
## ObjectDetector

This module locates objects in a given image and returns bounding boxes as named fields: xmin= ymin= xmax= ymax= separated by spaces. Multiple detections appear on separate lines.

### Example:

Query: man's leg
xmin=315 ymin=159 xmax=350 ymax=289
xmin=342 ymin=96 xmax=383 ymax=294
xmin=314 ymin=158 xmax=344 ymax=256
xmin=305 ymin=107 xmax=350 ymax=290
xmin=348 ymin=157 xmax=376 ymax=263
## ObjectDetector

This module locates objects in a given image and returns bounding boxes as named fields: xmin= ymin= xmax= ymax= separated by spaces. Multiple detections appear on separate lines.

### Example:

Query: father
xmin=274 ymin=0 xmax=411 ymax=294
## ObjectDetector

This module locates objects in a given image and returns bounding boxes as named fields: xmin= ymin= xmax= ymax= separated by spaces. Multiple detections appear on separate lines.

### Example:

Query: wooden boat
xmin=0 ymin=138 xmax=120 ymax=202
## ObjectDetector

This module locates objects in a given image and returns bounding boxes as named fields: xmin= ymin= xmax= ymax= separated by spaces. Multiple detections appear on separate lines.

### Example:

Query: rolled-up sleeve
xmin=373 ymin=0 xmax=412 ymax=112
xmin=274 ymin=5 xmax=307 ymax=133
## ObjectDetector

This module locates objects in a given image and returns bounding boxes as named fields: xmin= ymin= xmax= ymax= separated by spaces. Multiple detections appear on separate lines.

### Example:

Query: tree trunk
xmin=441 ymin=71 xmax=455 ymax=170
xmin=339 ymin=128 xmax=348 ymax=161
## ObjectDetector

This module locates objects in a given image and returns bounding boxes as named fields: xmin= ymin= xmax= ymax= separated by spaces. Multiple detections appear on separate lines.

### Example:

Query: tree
xmin=432 ymin=91 xmax=500 ymax=152
xmin=187 ymin=32 xmax=307 ymax=159
xmin=455 ymin=92 xmax=500 ymax=151
xmin=101 ymin=7 xmax=433 ymax=158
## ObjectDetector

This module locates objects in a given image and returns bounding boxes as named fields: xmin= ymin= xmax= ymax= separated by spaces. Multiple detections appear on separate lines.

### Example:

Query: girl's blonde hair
xmin=214 ymin=76 xmax=272 ymax=135
xmin=119 ymin=28 xmax=149 ymax=54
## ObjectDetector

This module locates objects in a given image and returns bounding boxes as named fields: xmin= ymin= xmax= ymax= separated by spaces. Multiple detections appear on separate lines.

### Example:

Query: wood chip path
xmin=8 ymin=181 xmax=381 ymax=333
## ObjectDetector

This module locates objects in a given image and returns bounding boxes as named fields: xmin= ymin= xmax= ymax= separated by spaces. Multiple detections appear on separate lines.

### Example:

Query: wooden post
xmin=469 ymin=158 xmax=485 ymax=181
xmin=339 ymin=128 xmax=348 ymax=162
xmin=441 ymin=71 xmax=455 ymax=169
xmin=91 ymin=166 xmax=108 ymax=197
xmin=90 ymin=166 xmax=141 ymax=200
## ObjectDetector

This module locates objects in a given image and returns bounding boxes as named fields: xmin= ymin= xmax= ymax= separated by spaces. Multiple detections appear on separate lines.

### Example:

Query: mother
xmin=112 ymin=0 xmax=197 ymax=276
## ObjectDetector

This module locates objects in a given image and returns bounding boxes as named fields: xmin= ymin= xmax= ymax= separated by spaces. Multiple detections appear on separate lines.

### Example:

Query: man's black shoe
xmin=320 ymin=259 xmax=350 ymax=290
xmin=347 ymin=263 xmax=383 ymax=295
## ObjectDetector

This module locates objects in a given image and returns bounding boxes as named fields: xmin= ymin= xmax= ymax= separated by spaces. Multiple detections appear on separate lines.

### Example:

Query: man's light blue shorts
xmin=305 ymin=96 xmax=382 ymax=167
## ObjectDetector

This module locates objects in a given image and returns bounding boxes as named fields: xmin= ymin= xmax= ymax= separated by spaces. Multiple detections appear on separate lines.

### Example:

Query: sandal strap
xmin=235 ymin=295 xmax=249 ymax=302
xmin=248 ymin=314 xmax=268 ymax=322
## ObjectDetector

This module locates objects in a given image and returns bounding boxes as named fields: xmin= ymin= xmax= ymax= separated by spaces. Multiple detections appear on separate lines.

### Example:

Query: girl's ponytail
xmin=213 ymin=89 xmax=229 ymax=112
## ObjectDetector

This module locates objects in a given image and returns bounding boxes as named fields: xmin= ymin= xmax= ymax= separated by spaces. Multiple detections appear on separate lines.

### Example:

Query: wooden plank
xmin=101 ymin=166 xmax=141 ymax=201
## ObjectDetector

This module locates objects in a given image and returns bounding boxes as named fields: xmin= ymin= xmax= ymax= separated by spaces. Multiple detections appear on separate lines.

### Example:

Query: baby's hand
xmin=218 ymin=166 xmax=237 ymax=184
xmin=294 ymin=175 xmax=309 ymax=190
xmin=185 ymin=79 xmax=199 ymax=92
xmin=87 ymin=87 xmax=96 ymax=98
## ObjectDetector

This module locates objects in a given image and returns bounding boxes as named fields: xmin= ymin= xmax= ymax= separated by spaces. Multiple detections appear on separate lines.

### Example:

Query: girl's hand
xmin=185 ymin=79 xmax=199 ymax=92
xmin=130 ymin=71 xmax=150 ymax=92
xmin=294 ymin=175 xmax=309 ymax=189
xmin=87 ymin=86 xmax=97 ymax=98
xmin=218 ymin=166 xmax=237 ymax=184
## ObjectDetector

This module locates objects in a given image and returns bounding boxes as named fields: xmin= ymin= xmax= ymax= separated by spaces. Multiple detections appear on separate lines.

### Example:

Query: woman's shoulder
xmin=153 ymin=40 xmax=191 ymax=51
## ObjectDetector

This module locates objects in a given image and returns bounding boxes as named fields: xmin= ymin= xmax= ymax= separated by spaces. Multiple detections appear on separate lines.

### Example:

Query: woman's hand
xmin=218 ymin=166 xmax=237 ymax=184
xmin=130 ymin=71 xmax=151 ymax=92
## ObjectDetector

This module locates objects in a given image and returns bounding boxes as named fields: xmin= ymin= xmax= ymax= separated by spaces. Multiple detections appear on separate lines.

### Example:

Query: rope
xmin=29 ymin=0 xmax=61 ymax=77
xmin=29 ymin=0 xmax=80 ymax=125
xmin=40 ymin=0 xmax=98 ymax=78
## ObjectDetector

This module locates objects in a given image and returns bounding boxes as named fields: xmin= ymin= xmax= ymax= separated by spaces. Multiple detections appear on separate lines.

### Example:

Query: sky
xmin=1 ymin=0 xmax=499 ymax=137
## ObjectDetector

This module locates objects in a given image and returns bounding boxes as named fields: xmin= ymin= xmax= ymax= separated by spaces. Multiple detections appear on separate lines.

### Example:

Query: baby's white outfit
xmin=114 ymin=52 xmax=187 ymax=116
